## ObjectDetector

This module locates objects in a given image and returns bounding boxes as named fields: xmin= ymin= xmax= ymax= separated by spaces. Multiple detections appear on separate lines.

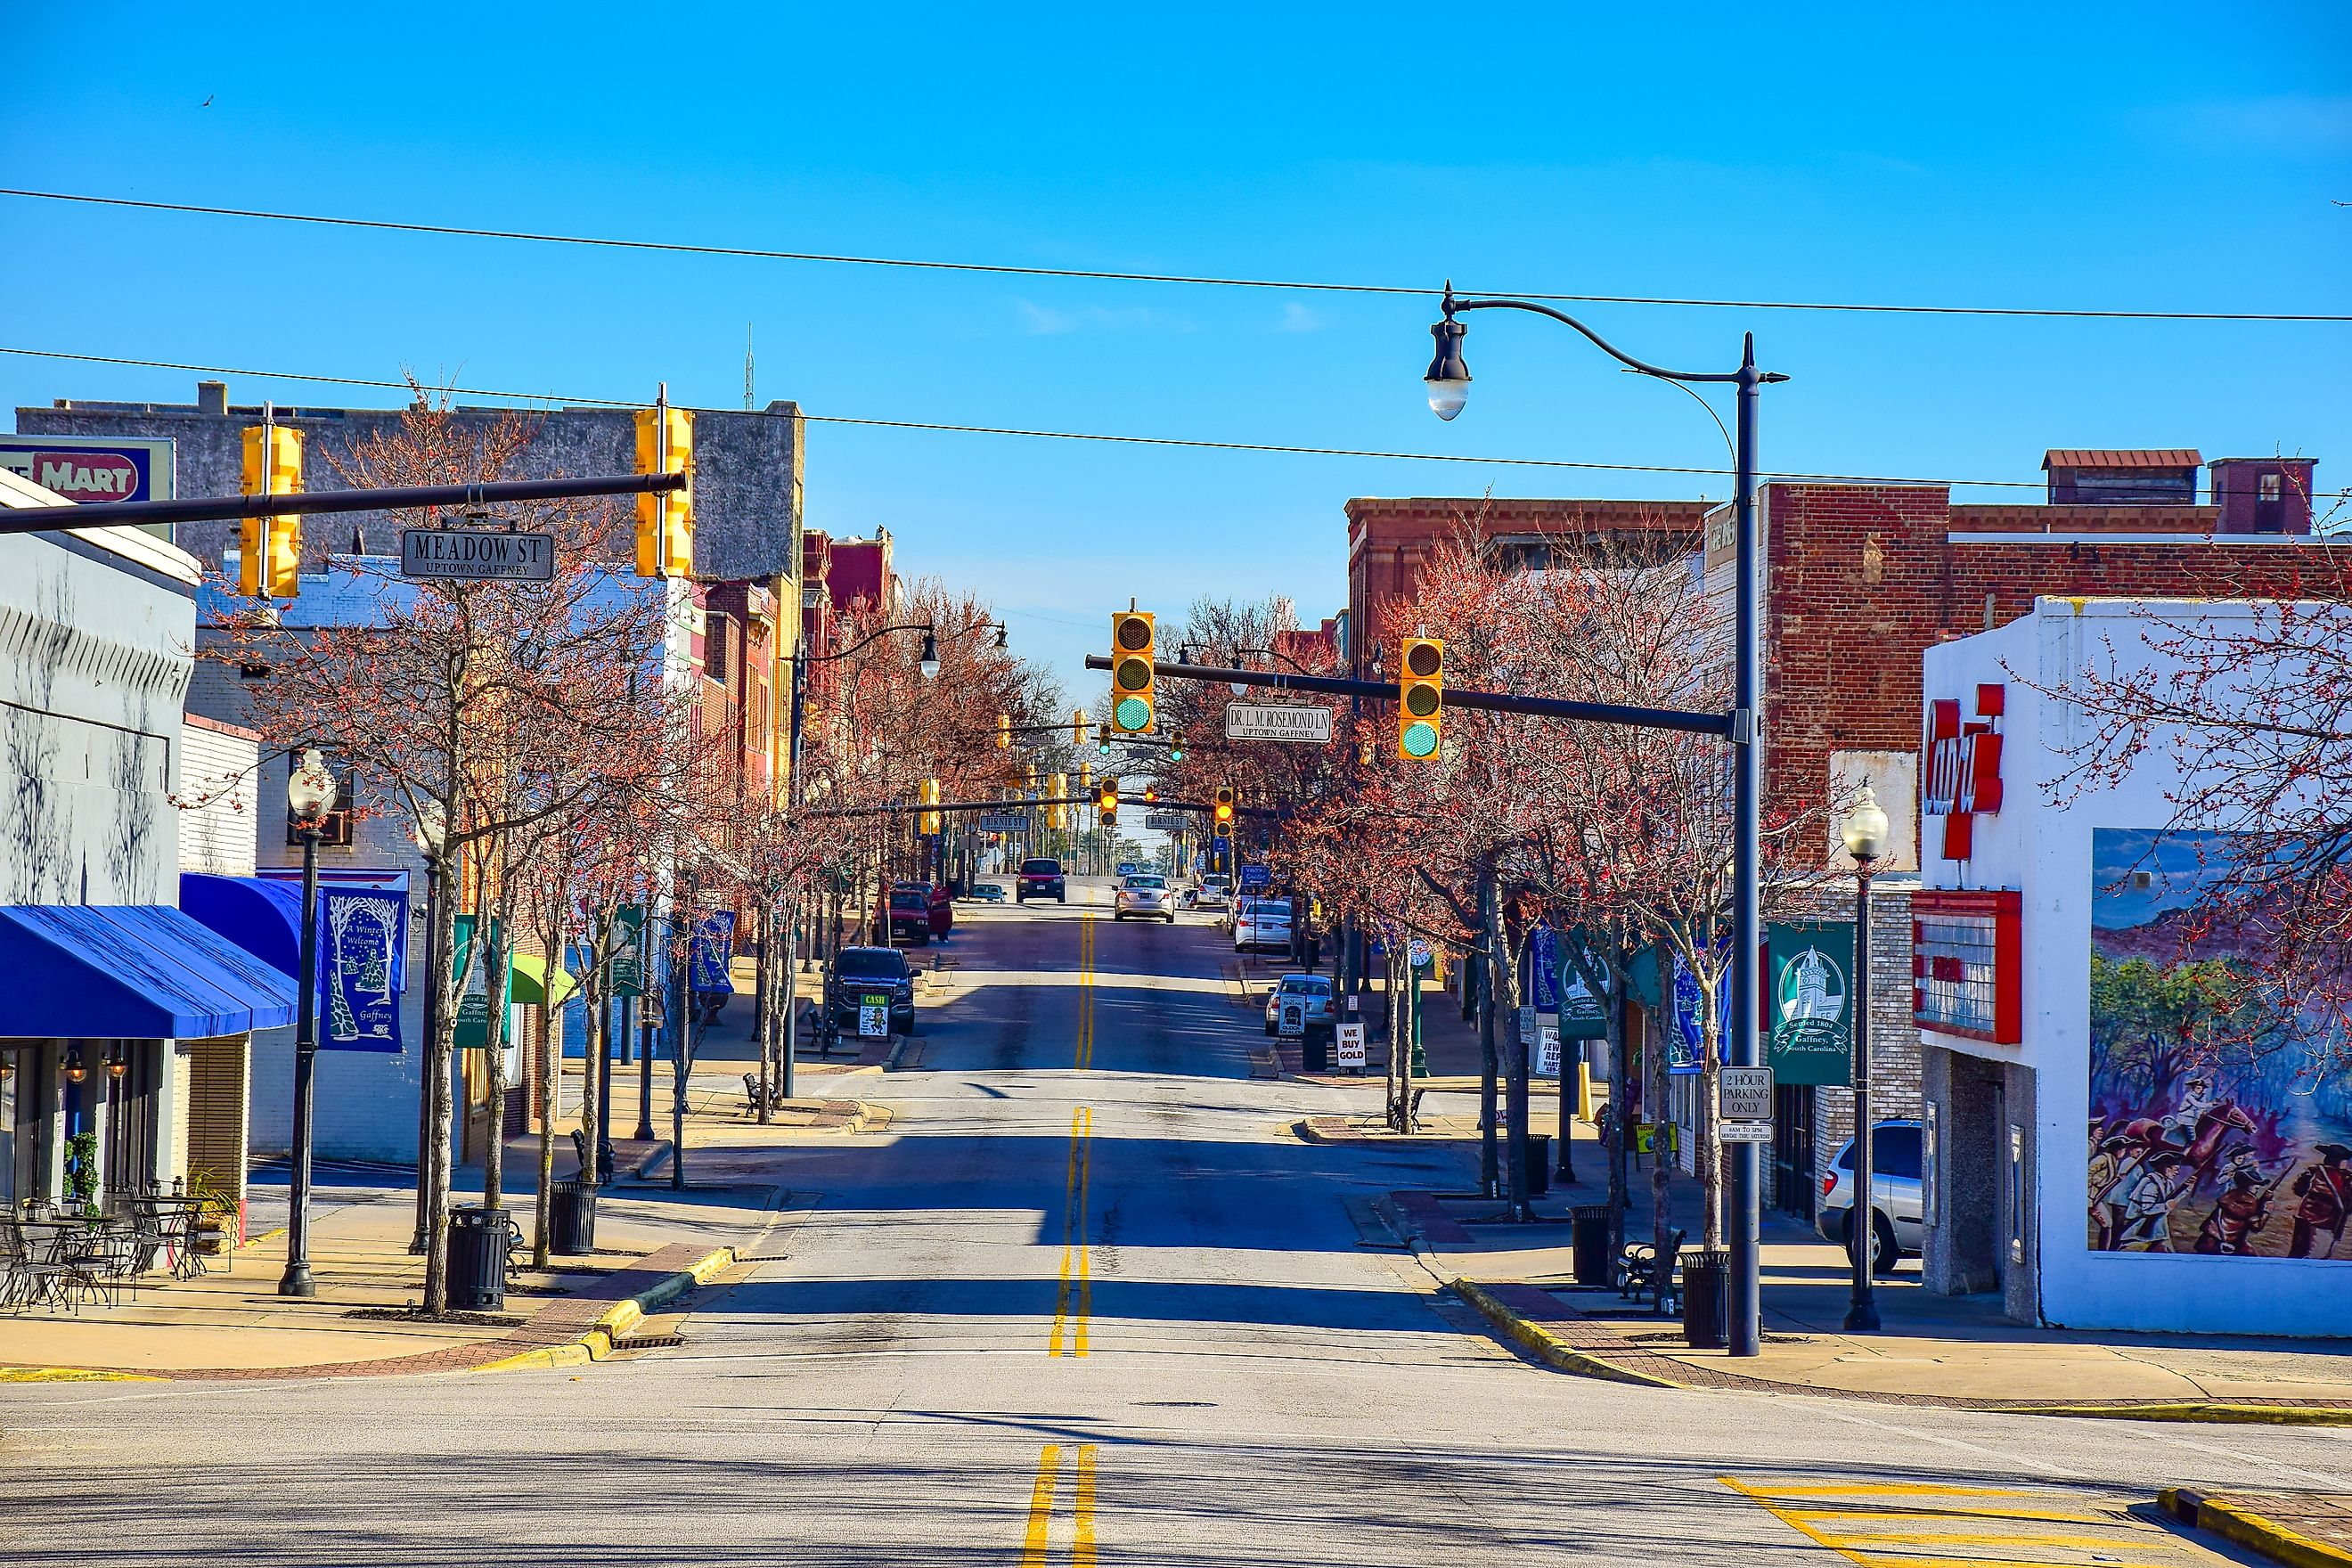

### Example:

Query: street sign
xmin=1719 ymin=1066 xmax=1775 ymax=1121
xmin=1717 ymin=1120 xmax=1774 ymax=1144
xmin=1279 ymin=998 xmax=1305 ymax=1037
xmin=1239 ymin=864 xmax=1270 ymax=891
xmin=400 ymin=527 xmax=556 ymax=582
xmin=977 ymin=813 xmax=1031 ymax=834
xmin=1534 ymin=1025 xmax=1561 ymax=1078
xmin=1143 ymin=813 xmax=1183 ymax=831
xmin=1335 ymin=1021 xmax=1366 ymax=1069
xmin=1224 ymin=704 xmax=1334 ymax=744
xmin=1517 ymin=1004 xmax=1539 ymax=1044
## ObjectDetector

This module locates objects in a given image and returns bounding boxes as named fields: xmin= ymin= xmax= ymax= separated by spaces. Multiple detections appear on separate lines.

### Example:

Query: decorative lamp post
xmin=1423 ymin=286 xmax=1784 ymax=1354
xmin=279 ymin=747 xmax=338 ymax=1297
xmin=1840 ymin=783 xmax=1890 ymax=1332
xmin=406 ymin=800 xmax=447 ymax=1255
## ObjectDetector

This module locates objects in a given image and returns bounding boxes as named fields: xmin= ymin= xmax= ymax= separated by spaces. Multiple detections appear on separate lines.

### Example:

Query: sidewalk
xmin=1370 ymin=1123 xmax=2352 ymax=1422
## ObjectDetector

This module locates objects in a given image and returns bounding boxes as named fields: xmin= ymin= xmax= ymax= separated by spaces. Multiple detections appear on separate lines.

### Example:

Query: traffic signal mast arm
xmin=1080 ymin=652 xmax=1731 ymax=737
xmin=1 ymin=470 xmax=690 ymax=536
xmin=801 ymin=794 xmax=1276 ymax=821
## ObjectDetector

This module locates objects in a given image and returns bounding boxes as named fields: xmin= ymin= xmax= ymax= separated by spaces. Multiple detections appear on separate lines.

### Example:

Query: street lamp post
xmin=1840 ymin=784 xmax=1890 ymax=1332
xmin=406 ymin=802 xmax=447 ymax=1255
xmin=279 ymin=748 xmax=338 ymax=1297
xmin=1424 ymin=288 xmax=1785 ymax=1355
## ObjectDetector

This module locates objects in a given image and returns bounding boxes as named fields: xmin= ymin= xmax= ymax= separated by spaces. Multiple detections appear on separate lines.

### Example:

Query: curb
xmin=2029 ymin=1403 xmax=2352 ymax=1426
xmin=470 ymin=1245 xmax=738 ymax=1374
xmin=2161 ymin=1488 xmax=2352 ymax=1567
xmin=1450 ymin=1278 xmax=1685 ymax=1388
xmin=0 ymin=1366 xmax=165 ymax=1383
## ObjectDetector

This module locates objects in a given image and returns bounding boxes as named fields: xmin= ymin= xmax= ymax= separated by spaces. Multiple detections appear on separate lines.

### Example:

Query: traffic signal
xmin=919 ymin=778 xmax=942 ymax=835
xmin=1399 ymin=637 xmax=1445 ymax=760
xmin=1049 ymin=772 xmax=1068 ymax=830
xmin=1097 ymin=775 xmax=1118 ymax=827
xmin=1025 ymin=761 xmax=1040 ymax=793
xmin=1212 ymin=785 xmax=1235 ymax=839
xmin=1109 ymin=611 xmax=1156 ymax=732
xmin=1097 ymin=723 xmax=1112 ymax=757
xmin=1168 ymin=731 xmax=1186 ymax=763
xmin=998 ymin=713 xmax=1011 ymax=750
xmin=239 ymin=423 xmax=304 ymax=598
xmin=1072 ymin=709 xmax=1087 ymax=747
xmin=1142 ymin=787 xmax=1158 ymax=804
xmin=633 ymin=405 xmax=695 ymax=577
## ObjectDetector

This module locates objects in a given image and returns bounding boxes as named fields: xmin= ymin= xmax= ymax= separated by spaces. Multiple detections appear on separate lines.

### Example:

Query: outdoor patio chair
xmin=2 ymin=1223 xmax=74 ymax=1314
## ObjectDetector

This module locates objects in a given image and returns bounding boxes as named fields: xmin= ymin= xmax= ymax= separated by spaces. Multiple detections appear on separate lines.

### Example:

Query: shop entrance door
xmin=1771 ymin=1083 xmax=1817 ymax=1218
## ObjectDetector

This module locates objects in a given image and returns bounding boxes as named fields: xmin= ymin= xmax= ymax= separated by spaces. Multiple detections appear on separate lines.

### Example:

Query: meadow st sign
xmin=400 ymin=527 xmax=556 ymax=582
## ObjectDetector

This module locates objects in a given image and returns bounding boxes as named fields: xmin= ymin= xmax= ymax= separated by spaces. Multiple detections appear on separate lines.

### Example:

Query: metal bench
xmin=1616 ymin=1225 xmax=1686 ymax=1315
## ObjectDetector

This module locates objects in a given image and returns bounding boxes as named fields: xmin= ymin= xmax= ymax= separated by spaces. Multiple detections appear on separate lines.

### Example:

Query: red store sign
xmin=1923 ymin=682 xmax=2005 ymax=861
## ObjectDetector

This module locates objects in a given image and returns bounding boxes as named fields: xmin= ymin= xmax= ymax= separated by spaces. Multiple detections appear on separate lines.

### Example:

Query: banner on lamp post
xmin=1766 ymin=920 xmax=1855 ymax=1087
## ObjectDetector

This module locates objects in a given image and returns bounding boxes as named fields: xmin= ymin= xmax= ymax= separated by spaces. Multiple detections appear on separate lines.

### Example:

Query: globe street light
xmin=919 ymin=629 xmax=941 ymax=681
xmin=406 ymin=799 xmax=448 ymax=1255
xmin=280 ymin=747 xmax=338 ymax=1298
xmin=1840 ymin=783 xmax=1890 ymax=1333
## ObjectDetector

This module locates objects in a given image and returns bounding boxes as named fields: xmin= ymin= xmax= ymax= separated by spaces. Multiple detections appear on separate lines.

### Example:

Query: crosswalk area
xmin=1720 ymin=1476 xmax=2228 ymax=1568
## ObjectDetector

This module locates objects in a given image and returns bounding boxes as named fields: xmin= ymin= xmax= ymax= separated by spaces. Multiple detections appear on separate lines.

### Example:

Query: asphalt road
xmin=4 ymin=883 xmax=2347 ymax=1564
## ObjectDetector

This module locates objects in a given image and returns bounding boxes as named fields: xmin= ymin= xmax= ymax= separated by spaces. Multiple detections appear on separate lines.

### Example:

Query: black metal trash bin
xmin=446 ymin=1205 xmax=507 ymax=1311
xmin=1680 ymin=1247 xmax=1731 ymax=1349
xmin=549 ymin=1180 xmax=597 ymax=1256
xmin=1301 ymin=1027 xmax=1329 ymax=1073
xmin=1521 ymin=1133 xmax=1551 ymax=1197
xmin=1570 ymin=1204 xmax=1612 ymax=1286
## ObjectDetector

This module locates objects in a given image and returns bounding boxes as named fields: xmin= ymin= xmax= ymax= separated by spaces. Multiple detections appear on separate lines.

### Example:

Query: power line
xmin=0 ymin=343 xmax=2061 ymax=490
xmin=5 ymin=186 xmax=2346 ymax=325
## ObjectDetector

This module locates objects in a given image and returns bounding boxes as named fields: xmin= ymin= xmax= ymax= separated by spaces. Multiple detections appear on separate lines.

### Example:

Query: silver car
xmin=1115 ymin=873 xmax=1176 ymax=923
xmin=1233 ymin=898 xmax=1292 ymax=952
xmin=1815 ymin=1119 xmax=1924 ymax=1273
xmin=1264 ymin=973 xmax=1334 ymax=1037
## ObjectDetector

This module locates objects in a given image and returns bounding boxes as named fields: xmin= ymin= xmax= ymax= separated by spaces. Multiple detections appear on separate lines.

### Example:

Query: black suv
xmin=1016 ymin=857 xmax=1066 ymax=903
xmin=827 ymin=946 xmax=916 ymax=1037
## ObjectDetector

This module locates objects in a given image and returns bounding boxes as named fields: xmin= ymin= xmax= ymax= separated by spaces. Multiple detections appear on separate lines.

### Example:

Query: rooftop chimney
xmin=196 ymin=380 xmax=228 ymax=417
xmin=2211 ymin=457 xmax=2316 ymax=535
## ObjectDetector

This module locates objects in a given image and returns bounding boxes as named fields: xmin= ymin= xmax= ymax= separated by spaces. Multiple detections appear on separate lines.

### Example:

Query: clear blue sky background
xmin=4 ymin=3 xmax=2346 ymax=700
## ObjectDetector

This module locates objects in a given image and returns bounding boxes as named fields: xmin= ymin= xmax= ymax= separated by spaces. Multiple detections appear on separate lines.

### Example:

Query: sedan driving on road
xmin=1017 ymin=857 xmax=1066 ymax=903
xmin=1115 ymin=873 xmax=1176 ymax=922
xmin=1233 ymin=898 xmax=1292 ymax=952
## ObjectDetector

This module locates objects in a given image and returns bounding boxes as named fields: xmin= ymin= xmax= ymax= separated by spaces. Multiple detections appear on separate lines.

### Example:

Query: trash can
xmin=1302 ymin=1027 xmax=1329 ymax=1073
xmin=1521 ymin=1132 xmax=1551 ymax=1197
xmin=1570 ymin=1204 xmax=1612 ymax=1287
xmin=1680 ymin=1247 xmax=1731 ymax=1349
xmin=447 ymin=1205 xmax=508 ymax=1311
xmin=549 ymin=1179 xmax=597 ymax=1255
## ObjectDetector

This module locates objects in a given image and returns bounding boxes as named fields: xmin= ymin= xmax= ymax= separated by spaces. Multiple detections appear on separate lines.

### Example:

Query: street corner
xmin=2160 ymin=1487 xmax=2352 ymax=1566
xmin=1448 ymin=1278 xmax=1688 ymax=1388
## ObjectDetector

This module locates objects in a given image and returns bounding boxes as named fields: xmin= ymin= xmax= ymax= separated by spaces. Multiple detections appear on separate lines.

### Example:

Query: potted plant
xmin=184 ymin=1166 xmax=237 ymax=1254
xmin=63 ymin=1131 xmax=100 ymax=1213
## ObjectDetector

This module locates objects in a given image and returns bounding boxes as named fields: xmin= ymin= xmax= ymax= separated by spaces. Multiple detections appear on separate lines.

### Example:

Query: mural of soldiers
xmin=2087 ymin=1133 xmax=2136 ymax=1251
xmin=2159 ymin=1074 xmax=2217 ymax=1147
xmin=2287 ymin=1144 xmax=2352 ymax=1261
xmin=2115 ymin=1150 xmax=2193 ymax=1252
xmin=2193 ymin=1162 xmax=2274 ymax=1256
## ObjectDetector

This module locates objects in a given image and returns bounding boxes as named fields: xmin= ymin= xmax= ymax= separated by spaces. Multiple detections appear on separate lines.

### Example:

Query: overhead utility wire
xmin=0 ymin=344 xmax=2058 ymax=491
xmin=4 ymin=187 xmax=2344 ymax=324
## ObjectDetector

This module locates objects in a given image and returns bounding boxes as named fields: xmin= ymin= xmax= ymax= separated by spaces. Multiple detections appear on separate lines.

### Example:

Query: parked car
xmin=968 ymin=881 xmax=1008 ymax=902
xmin=1115 ymin=873 xmax=1176 ymax=923
xmin=1196 ymin=875 xmax=1232 ymax=911
xmin=1816 ymin=1119 xmax=1925 ymax=1274
xmin=886 ymin=888 xmax=935 ymax=945
xmin=894 ymin=880 xmax=952 ymax=938
xmin=1017 ymin=857 xmax=1066 ymax=903
xmin=826 ymin=946 xmax=916 ymax=1038
xmin=1234 ymin=898 xmax=1293 ymax=952
xmin=1263 ymin=973 xmax=1335 ymax=1037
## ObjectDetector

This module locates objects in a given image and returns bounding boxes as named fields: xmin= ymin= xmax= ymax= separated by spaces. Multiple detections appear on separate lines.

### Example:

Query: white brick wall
xmin=176 ymin=718 xmax=259 ymax=875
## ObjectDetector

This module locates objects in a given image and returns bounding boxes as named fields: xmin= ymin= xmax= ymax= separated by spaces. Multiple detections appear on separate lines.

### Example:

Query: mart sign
xmin=0 ymin=435 xmax=174 ymax=504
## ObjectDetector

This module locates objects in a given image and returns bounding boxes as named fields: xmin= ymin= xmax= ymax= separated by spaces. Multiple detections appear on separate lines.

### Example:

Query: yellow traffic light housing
xmin=1110 ymin=611 xmax=1156 ymax=732
xmin=1096 ymin=776 xmax=1118 ymax=827
xmin=1212 ymin=785 xmax=1235 ymax=839
xmin=1399 ymin=637 xmax=1445 ymax=760
xmin=239 ymin=423 xmax=305 ymax=598
xmin=1049 ymin=772 xmax=1068 ymax=830
xmin=633 ymin=405 xmax=695 ymax=578
xmin=998 ymin=713 xmax=1012 ymax=751
xmin=919 ymin=778 xmax=942 ymax=835
xmin=1072 ymin=708 xmax=1087 ymax=747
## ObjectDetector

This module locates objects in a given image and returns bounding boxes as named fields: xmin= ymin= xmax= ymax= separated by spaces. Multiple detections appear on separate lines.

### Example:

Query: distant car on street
xmin=1816 ymin=1119 xmax=1924 ymax=1273
xmin=894 ymin=880 xmax=952 ymax=938
xmin=1016 ymin=857 xmax=1066 ymax=903
xmin=967 ymin=882 xmax=1008 ymax=902
xmin=1115 ymin=861 xmax=1139 ymax=878
xmin=1233 ymin=898 xmax=1292 ymax=952
xmin=1264 ymin=973 xmax=1334 ymax=1037
xmin=887 ymin=887 xmax=935 ymax=945
xmin=826 ymin=945 xmax=915 ymax=1038
xmin=1195 ymin=875 xmax=1232 ymax=911
xmin=1115 ymin=872 xmax=1176 ymax=923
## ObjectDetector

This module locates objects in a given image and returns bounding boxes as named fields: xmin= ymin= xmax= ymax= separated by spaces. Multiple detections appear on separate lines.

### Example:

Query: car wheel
xmin=1165 ymin=913 xmax=1176 ymax=924
xmin=1058 ymin=894 xmax=1066 ymax=904
xmin=1264 ymin=1022 xmax=1276 ymax=1036
xmin=1871 ymin=1211 xmax=1901 ymax=1276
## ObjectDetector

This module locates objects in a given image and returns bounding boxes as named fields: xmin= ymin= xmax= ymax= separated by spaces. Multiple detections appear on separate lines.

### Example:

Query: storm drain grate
xmin=612 ymin=1331 xmax=684 ymax=1351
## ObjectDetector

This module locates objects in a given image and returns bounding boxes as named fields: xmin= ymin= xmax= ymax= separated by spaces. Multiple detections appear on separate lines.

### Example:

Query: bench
xmin=1616 ymin=1225 xmax=1686 ymax=1315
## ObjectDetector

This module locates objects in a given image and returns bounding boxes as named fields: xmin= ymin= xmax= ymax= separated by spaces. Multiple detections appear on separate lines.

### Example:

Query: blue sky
xmin=4 ymin=2 xmax=2347 ymax=699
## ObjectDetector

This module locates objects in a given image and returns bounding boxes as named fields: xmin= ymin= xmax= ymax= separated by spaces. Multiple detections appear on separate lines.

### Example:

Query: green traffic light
xmin=1401 ymin=721 xmax=1439 ymax=758
xmin=1114 ymin=695 xmax=1151 ymax=731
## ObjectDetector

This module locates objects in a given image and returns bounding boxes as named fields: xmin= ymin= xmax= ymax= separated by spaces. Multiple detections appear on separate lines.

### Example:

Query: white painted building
xmin=1916 ymin=597 xmax=2349 ymax=1335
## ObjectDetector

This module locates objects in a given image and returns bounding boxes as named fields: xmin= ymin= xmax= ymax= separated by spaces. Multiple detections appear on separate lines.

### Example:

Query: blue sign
xmin=690 ymin=910 xmax=736 ymax=994
xmin=317 ymin=886 xmax=407 ymax=1051
xmin=1666 ymin=951 xmax=1731 ymax=1075
xmin=1530 ymin=924 xmax=1561 ymax=1011
xmin=1239 ymin=864 xmax=1270 ymax=891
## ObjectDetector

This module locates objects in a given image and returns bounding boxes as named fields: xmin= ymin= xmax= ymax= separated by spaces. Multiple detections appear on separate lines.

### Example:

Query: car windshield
xmin=1125 ymin=877 xmax=1165 ymax=890
xmin=1278 ymin=976 xmax=1331 ymax=994
xmin=890 ymin=892 xmax=927 ymax=910
xmin=836 ymin=951 xmax=906 ymax=980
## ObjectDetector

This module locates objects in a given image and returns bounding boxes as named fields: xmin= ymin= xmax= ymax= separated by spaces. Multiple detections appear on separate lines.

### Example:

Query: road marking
xmin=1075 ymin=913 xmax=1095 ymax=1070
xmin=1720 ymin=1475 xmax=2222 ymax=1567
xmin=1017 ymin=1441 xmax=1098 ymax=1565
xmin=1049 ymin=1106 xmax=1094 ymax=1357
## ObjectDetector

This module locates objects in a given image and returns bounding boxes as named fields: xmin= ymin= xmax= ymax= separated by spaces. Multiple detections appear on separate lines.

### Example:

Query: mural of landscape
xmin=2087 ymin=829 xmax=2352 ymax=1261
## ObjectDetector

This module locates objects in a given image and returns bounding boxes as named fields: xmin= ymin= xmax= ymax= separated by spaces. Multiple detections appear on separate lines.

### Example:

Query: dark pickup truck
xmin=1016 ymin=857 xmax=1066 ymax=903
xmin=827 ymin=946 xmax=916 ymax=1037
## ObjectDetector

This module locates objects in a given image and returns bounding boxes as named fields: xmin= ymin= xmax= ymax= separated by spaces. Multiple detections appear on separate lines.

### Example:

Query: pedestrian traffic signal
xmin=1110 ymin=611 xmax=1156 ymax=732
xmin=998 ymin=713 xmax=1011 ymax=750
xmin=919 ymin=778 xmax=942 ymax=835
xmin=633 ymin=405 xmax=695 ymax=577
xmin=239 ymin=423 xmax=304 ymax=598
xmin=1399 ymin=637 xmax=1444 ymax=760
xmin=1213 ymin=785 xmax=1235 ymax=839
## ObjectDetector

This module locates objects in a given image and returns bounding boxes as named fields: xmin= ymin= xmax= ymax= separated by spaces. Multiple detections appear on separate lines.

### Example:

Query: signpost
xmin=1717 ymin=1121 xmax=1775 ymax=1144
xmin=399 ymin=527 xmax=557 ymax=582
xmin=1239 ymin=864 xmax=1270 ymax=892
xmin=1224 ymin=704 xmax=1333 ymax=744
xmin=1719 ymin=1066 xmax=1774 ymax=1122
xmin=1335 ymin=1021 xmax=1366 ymax=1071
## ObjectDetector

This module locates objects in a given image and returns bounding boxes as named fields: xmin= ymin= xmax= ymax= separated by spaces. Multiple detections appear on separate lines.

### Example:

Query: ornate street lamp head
xmin=1842 ymin=783 xmax=1891 ymax=866
xmin=919 ymin=629 xmax=941 ymax=681
xmin=288 ymin=747 xmax=338 ymax=824
xmin=409 ymin=799 xmax=448 ymax=858
xmin=1425 ymin=288 xmax=1471 ymax=421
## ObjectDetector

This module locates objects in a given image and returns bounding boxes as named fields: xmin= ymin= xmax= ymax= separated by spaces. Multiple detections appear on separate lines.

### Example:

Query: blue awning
xmin=0 ymin=904 xmax=298 ymax=1039
xmin=179 ymin=873 xmax=305 ymax=975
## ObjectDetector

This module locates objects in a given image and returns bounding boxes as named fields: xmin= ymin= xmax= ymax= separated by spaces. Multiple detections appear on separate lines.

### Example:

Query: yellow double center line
xmin=1049 ymin=1105 xmax=1093 ymax=1356
xmin=1074 ymin=913 xmax=1095 ymax=1070
xmin=1018 ymin=1443 xmax=1097 ymax=1566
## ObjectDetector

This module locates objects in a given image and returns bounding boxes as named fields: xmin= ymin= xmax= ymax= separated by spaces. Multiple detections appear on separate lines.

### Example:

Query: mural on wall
xmin=2087 ymin=829 xmax=2352 ymax=1260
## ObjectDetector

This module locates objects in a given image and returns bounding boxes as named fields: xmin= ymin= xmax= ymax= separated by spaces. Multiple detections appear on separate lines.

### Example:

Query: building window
xmin=2259 ymin=472 xmax=2282 ymax=502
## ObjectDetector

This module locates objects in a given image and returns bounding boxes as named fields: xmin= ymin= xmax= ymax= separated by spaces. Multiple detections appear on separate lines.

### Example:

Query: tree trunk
xmin=482 ymin=901 xmax=509 ymax=1211
xmin=1385 ymin=942 xmax=1409 ymax=1133
xmin=421 ymin=858 xmax=460 ymax=1315
xmin=753 ymin=899 xmax=772 ymax=1125
xmin=1698 ymin=969 xmax=1724 ymax=1251
xmin=531 ymin=994 xmax=559 ymax=1270
xmin=576 ymin=932 xmax=602 ymax=1208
